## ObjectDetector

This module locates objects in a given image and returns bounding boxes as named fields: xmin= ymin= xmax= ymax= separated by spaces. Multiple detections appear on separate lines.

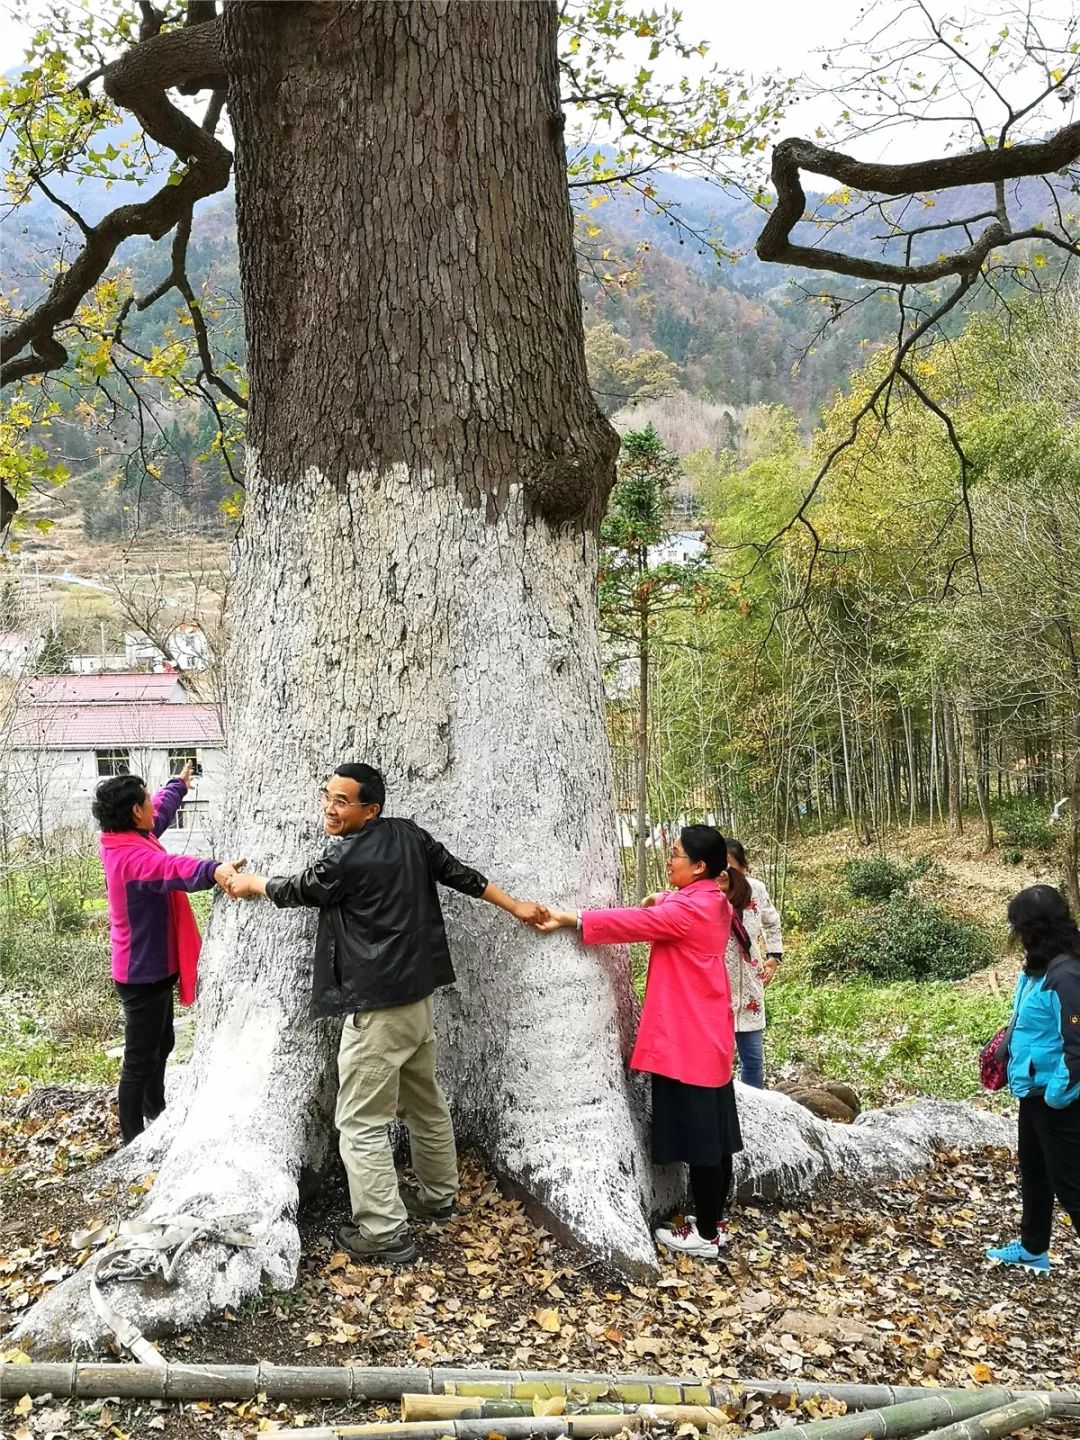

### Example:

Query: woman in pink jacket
xmin=93 ymin=768 xmax=243 ymax=1143
xmin=536 ymin=825 xmax=739 ymax=1259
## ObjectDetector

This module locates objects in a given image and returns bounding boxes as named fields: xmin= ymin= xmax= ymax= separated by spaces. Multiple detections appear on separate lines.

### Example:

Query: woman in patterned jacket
xmin=724 ymin=840 xmax=784 ymax=1088
xmin=719 ymin=865 xmax=767 ymax=1087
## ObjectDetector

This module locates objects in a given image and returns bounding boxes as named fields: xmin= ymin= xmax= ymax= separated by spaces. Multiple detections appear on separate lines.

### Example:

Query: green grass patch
xmin=766 ymin=975 xmax=1009 ymax=1104
xmin=0 ymin=918 xmax=120 ymax=1086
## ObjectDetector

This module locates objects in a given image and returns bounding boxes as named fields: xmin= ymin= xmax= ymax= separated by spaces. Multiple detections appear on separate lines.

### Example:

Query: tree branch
xmin=747 ymin=274 xmax=975 ymax=591
xmin=755 ymin=123 xmax=1080 ymax=284
xmin=1 ymin=18 xmax=230 ymax=391
xmin=111 ymin=88 xmax=245 ymax=409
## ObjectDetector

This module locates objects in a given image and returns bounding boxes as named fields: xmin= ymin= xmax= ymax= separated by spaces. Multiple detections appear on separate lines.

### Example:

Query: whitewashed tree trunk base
xmin=732 ymin=1087 xmax=1014 ymax=1201
xmin=13 ymin=1087 xmax=1014 ymax=1356
xmin=13 ymin=470 xmax=659 ymax=1352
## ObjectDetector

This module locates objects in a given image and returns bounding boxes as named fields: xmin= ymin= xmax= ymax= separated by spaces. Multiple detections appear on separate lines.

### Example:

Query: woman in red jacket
xmin=93 ymin=769 xmax=243 ymax=1143
xmin=535 ymin=825 xmax=739 ymax=1259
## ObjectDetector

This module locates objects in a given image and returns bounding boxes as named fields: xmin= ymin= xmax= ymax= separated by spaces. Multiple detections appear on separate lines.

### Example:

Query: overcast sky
xmin=0 ymin=0 xmax=865 ymax=70
xmin=0 ymin=0 xmax=868 ymax=117
xmin=1 ymin=0 xmax=1072 ymax=169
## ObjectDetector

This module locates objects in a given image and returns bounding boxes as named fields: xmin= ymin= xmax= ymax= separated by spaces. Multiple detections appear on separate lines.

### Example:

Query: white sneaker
xmin=655 ymin=1218 xmax=729 ymax=1258
xmin=685 ymin=1215 xmax=731 ymax=1244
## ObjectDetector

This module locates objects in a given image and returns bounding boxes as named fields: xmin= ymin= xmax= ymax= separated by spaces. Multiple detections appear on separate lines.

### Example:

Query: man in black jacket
xmin=228 ymin=762 xmax=546 ymax=1263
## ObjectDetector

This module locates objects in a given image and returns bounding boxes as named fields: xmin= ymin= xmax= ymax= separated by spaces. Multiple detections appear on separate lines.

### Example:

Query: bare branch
xmin=138 ymin=2 xmax=166 ymax=43
xmin=896 ymin=365 xmax=980 ymax=589
xmin=109 ymin=88 xmax=245 ymax=410
xmin=1 ymin=18 xmax=230 ymax=391
xmin=29 ymin=172 xmax=92 ymax=237
xmin=747 ymin=274 xmax=976 ymax=594
xmin=756 ymin=123 xmax=1080 ymax=284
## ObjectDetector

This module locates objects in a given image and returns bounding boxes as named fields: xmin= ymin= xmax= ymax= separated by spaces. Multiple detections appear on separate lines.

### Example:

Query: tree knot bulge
xmin=526 ymin=412 xmax=620 ymax=528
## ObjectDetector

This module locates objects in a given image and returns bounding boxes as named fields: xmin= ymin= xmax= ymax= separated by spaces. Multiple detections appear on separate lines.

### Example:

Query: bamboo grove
xmin=602 ymin=288 xmax=1080 ymax=904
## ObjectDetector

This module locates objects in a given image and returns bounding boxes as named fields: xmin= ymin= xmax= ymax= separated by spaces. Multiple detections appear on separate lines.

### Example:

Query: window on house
xmin=96 ymin=748 xmax=131 ymax=777
xmin=168 ymin=747 xmax=202 ymax=777
xmin=170 ymin=799 xmax=209 ymax=831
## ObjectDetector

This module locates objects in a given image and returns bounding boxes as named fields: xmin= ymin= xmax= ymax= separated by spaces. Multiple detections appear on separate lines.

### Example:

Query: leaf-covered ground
xmin=1 ymin=1085 xmax=1078 ymax=1440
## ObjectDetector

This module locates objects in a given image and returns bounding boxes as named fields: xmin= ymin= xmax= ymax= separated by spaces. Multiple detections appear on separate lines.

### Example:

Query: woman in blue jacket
xmin=986 ymin=885 xmax=1080 ymax=1274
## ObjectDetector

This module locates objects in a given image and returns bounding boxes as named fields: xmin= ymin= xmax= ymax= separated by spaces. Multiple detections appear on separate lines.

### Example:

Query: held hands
xmin=532 ymin=909 xmax=578 ymax=934
xmin=213 ymin=859 xmax=247 ymax=890
xmin=225 ymin=872 xmax=264 ymax=900
xmin=513 ymin=900 xmax=551 ymax=928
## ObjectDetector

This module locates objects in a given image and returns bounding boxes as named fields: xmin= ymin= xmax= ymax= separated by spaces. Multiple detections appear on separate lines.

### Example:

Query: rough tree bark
xmin=16 ymin=0 xmax=661 ymax=1349
xmin=13 ymin=0 xmax=1020 ymax=1355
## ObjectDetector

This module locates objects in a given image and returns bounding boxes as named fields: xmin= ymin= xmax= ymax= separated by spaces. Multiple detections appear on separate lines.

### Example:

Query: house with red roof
xmin=4 ymin=672 xmax=226 ymax=852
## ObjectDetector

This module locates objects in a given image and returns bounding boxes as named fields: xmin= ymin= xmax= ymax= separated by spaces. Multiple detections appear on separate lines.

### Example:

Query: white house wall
xmin=3 ymin=745 xmax=227 ymax=855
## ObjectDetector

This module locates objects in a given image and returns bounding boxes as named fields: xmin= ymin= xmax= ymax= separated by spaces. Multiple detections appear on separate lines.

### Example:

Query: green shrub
xmin=805 ymin=895 xmax=993 ymax=982
xmin=841 ymin=856 xmax=910 ymax=901
xmin=781 ymin=878 xmax=833 ymax=934
xmin=0 ymin=853 xmax=105 ymax=934
xmin=993 ymin=797 xmax=1053 ymax=852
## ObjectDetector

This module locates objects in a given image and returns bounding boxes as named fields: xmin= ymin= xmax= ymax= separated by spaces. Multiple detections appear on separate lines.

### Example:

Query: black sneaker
xmin=336 ymin=1223 xmax=417 ymax=1265
xmin=402 ymin=1189 xmax=457 ymax=1226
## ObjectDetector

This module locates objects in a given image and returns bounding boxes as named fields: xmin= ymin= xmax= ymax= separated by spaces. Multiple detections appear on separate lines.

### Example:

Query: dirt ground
xmin=1 ymin=1085 xmax=1077 ymax=1440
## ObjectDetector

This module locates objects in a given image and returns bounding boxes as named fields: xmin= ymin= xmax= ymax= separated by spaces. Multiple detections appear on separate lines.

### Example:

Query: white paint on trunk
xmin=16 ymin=463 xmax=656 ymax=1350
xmin=732 ymin=1086 xmax=1014 ymax=1200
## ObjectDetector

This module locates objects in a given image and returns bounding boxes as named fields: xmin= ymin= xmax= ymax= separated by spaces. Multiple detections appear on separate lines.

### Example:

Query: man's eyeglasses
xmin=321 ymin=789 xmax=362 ymax=813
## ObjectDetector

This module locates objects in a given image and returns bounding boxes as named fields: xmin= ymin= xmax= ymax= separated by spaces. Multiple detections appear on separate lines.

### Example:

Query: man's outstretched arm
xmin=228 ymin=849 xmax=344 ymax=908
xmin=419 ymin=827 xmax=546 ymax=926
xmin=480 ymin=880 xmax=548 ymax=928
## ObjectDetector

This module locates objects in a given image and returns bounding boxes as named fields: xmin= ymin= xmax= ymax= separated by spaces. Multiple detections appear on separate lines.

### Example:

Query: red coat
xmin=99 ymin=780 xmax=216 ymax=1005
xmin=581 ymin=879 xmax=735 ymax=1087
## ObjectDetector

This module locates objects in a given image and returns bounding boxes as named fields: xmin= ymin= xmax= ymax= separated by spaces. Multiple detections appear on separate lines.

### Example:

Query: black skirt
xmin=651 ymin=1074 xmax=743 ymax=1166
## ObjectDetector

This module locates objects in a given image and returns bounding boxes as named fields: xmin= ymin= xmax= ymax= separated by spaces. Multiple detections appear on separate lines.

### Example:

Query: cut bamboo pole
xmin=258 ymin=1365 xmax=354 ymax=1401
xmin=401 ymin=1394 xmax=522 ymax=1421
xmin=912 ymin=1395 xmax=1053 ymax=1440
xmin=768 ymin=1388 xmax=1013 ymax=1438
xmin=73 ymin=1363 xmax=169 ymax=1399
xmin=1 ymin=1362 xmax=1077 ymax=1420
xmin=271 ymin=1421 xmax=632 ymax=1440
xmin=400 ymin=1395 xmax=739 ymax=1427
xmin=162 ymin=1363 xmax=261 ymax=1399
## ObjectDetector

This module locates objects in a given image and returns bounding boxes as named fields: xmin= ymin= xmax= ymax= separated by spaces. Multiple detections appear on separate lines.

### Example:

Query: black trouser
xmin=690 ymin=1159 xmax=733 ymax=1241
xmin=114 ymin=975 xmax=177 ymax=1144
xmin=1017 ymin=1094 xmax=1080 ymax=1254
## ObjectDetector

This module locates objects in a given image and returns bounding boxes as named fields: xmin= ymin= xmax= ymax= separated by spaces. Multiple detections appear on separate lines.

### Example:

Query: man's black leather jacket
xmin=265 ymin=816 xmax=488 ymax=1017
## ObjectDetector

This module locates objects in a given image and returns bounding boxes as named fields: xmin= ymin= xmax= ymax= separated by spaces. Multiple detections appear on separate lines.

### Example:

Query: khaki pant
xmin=335 ymin=995 xmax=458 ymax=1243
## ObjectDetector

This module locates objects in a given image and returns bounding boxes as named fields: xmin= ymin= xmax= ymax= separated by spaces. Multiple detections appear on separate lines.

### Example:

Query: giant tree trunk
xmin=17 ymin=0 xmax=658 ymax=1348
xmin=11 ymin=0 xmax=1022 ymax=1356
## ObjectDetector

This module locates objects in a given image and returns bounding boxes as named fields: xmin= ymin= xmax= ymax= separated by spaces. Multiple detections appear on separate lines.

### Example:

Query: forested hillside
xmin=7 ymin=177 xmax=1063 ymax=548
